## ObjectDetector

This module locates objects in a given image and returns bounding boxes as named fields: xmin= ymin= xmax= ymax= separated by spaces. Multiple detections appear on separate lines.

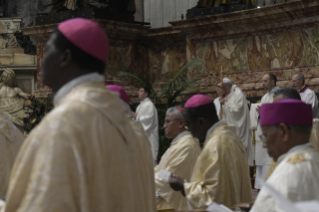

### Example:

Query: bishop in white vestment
xmin=133 ymin=87 xmax=159 ymax=164
xmin=220 ymin=78 xmax=254 ymax=166
xmin=292 ymin=73 xmax=319 ymax=118
xmin=254 ymin=74 xmax=279 ymax=189
xmin=251 ymin=99 xmax=319 ymax=212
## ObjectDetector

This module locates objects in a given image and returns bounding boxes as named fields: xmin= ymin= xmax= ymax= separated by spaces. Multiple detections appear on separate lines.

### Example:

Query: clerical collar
xmin=268 ymin=86 xmax=279 ymax=94
xmin=205 ymin=120 xmax=228 ymax=140
xmin=54 ymin=72 xmax=105 ymax=106
xmin=171 ymin=131 xmax=190 ymax=144
xmin=277 ymin=142 xmax=313 ymax=164
xmin=298 ymin=85 xmax=307 ymax=93
xmin=140 ymin=97 xmax=150 ymax=104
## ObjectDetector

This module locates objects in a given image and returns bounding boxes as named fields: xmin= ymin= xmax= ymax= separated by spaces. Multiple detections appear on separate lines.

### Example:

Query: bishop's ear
xmin=179 ymin=119 xmax=186 ymax=129
xmin=197 ymin=117 xmax=205 ymax=126
xmin=279 ymin=123 xmax=290 ymax=143
xmin=60 ymin=49 xmax=72 ymax=68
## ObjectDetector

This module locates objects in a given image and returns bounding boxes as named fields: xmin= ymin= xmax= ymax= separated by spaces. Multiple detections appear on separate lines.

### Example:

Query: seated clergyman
xmin=251 ymin=99 xmax=319 ymax=212
xmin=155 ymin=107 xmax=201 ymax=211
xmin=169 ymin=94 xmax=253 ymax=209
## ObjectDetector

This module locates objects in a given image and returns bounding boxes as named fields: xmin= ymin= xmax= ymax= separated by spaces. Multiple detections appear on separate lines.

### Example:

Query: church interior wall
xmin=21 ymin=1 xmax=319 ymax=103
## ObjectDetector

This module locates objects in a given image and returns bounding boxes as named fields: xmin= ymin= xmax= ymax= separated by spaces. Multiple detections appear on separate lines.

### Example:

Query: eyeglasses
xmin=259 ymin=126 xmax=278 ymax=143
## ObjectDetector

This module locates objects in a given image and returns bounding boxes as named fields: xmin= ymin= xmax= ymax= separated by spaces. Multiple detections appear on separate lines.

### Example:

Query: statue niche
xmin=0 ymin=69 xmax=30 ymax=128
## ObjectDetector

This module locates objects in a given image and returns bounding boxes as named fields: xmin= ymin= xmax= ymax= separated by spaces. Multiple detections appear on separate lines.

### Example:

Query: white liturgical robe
xmin=254 ymin=86 xmax=279 ymax=188
xmin=251 ymin=143 xmax=319 ymax=212
xmin=221 ymin=85 xmax=254 ymax=166
xmin=299 ymin=86 xmax=319 ymax=118
xmin=213 ymin=97 xmax=221 ymax=119
xmin=136 ymin=98 xmax=159 ymax=163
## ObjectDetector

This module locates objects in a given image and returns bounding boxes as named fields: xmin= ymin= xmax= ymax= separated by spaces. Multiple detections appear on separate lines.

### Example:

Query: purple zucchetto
xmin=184 ymin=94 xmax=213 ymax=108
xmin=260 ymin=99 xmax=312 ymax=126
xmin=58 ymin=18 xmax=109 ymax=62
xmin=107 ymin=85 xmax=130 ymax=104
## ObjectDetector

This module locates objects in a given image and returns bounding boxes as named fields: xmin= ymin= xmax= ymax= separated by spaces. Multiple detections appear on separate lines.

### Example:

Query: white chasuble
xmin=255 ymin=86 xmax=279 ymax=166
xmin=136 ymin=98 xmax=159 ymax=162
xmin=1 ymin=81 xmax=156 ymax=212
xmin=0 ymin=110 xmax=24 ymax=198
xmin=251 ymin=143 xmax=319 ymax=212
xmin=184 ymin=121 xmax=253 ymax=210
xmin=222 ymin=85 xmax=254 ymax=166
xmin=155 ymin=131 xmax=201 ymax=211
xmin=213 ymin=97 xmax=221 ymax=119
xmin=299 ymin=86 xmax=319 ymax=118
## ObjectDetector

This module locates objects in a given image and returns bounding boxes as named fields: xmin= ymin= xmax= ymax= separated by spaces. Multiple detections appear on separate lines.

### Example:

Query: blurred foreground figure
xmin=251 ymin=99 xmax=319 ymax=212
xmin=0 ymin=110 xmax=24 ymax=199
xmin=0 ymin=18 xmax=156 ymax=212
xmin=107 ymin=84 xmax=156 ymax=212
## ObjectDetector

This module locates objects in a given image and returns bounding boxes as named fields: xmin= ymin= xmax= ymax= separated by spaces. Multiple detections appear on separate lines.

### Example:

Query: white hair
xmin=166 ymin=107 xmax=183 ymax=119
xmin=223 ymin=78 xmax=232 ymax=84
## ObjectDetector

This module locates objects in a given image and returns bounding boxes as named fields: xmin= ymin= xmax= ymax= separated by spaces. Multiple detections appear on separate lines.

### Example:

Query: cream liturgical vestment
xmin=251 ymin=143 xmax=319 ymax=212
xmin=136 ymin=98 xmax=159 ymax=163
xmin=299 ymin=86 xmax=319 ymax=118
xmin=0 ymin=110 xmax=24 ymax=198
xmin=155 ymin=131 xmax=201 ymax=211
xmin=222 ymin=85 xmax=254 ymax=166
xmin=266 ymin=118 xmax=319 ymax=180
xmin=184 ymin=120 xmax=253 ymax=210
xmin=0 ymin=73 xmax=156 ymax=212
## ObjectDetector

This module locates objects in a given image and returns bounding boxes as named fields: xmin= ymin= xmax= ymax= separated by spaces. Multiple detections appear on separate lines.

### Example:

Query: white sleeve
xmin=136 ymin=103 xmax=157 ymax=134
xmin=304 ymin=91 xmax=317 ymax=109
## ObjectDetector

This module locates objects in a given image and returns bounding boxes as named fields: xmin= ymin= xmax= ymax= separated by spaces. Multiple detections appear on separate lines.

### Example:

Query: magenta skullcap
xmin=58 ymin=18 xmax=109 ymax=62
xmin=107 ymin=85 xmax=130 ymax=104
xmin=184 ymin=94 xmax=213 ymax=108
xmin=260 ymin=99 xmax=312 ymax=126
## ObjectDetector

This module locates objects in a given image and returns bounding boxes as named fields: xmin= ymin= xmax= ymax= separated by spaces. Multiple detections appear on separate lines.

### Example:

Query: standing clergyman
xmin=291 ymin=73 xmax=319 ymax=118
xmin=254 ymin=73 xmax=279 ymax=189
xmin=132 ymin=87 xmax=159 ymax=165
xmin=213 ymin=82 xmax=221 ymax=119
xmin=219 ymin=78 xmax=254 ymax=166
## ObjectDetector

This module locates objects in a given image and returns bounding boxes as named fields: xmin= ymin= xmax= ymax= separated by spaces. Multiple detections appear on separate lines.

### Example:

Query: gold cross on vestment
xmin=4 ymin=122 xmax=12 ymax=135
